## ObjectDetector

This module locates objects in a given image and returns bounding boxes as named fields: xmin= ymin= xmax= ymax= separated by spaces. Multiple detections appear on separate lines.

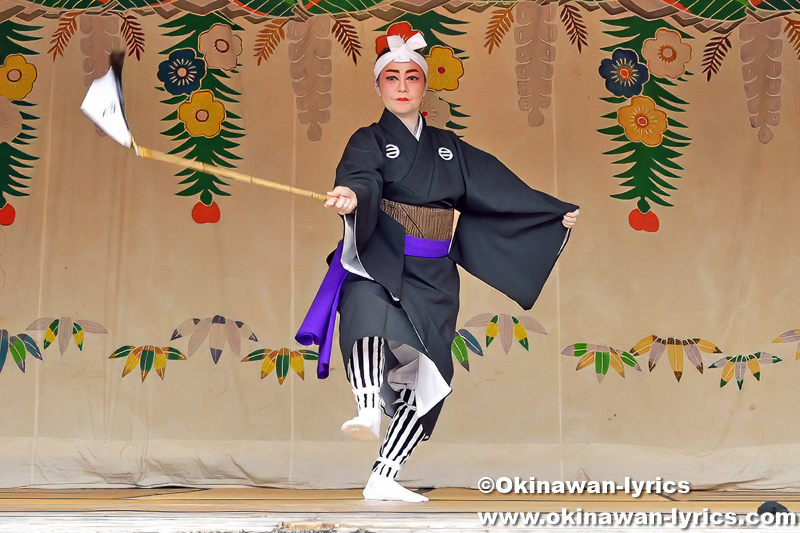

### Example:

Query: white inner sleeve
xmin=341 ymin=115 xmax=421 ymax=279
xmin=341 ymin=211 xmax=373 ymax=280
xmin=558 ymin=227 xmax=571 ymax=256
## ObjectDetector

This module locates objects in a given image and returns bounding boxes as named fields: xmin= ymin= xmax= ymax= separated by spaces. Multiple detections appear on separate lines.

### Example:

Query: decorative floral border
xmin=156 ymin=15 xmax=245 ymax=224
xmin=597 ymin=19 xmax=693 ymax=233
xmin=0 ymin=20 xmax=41 ymax=227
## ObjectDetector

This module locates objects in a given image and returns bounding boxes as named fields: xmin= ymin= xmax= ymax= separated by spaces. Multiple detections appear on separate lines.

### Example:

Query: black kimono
xmin=334 ymin=109 xmax=577 ymax=436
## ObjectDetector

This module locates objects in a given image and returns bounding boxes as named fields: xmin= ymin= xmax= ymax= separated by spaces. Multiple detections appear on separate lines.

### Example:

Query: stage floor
xmin=0 ymin=487 xmax=798 ymax=531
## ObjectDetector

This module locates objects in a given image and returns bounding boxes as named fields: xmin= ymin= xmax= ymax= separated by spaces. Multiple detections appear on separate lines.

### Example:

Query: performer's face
xmin=376 ymin=61 xmax=427 ymax=122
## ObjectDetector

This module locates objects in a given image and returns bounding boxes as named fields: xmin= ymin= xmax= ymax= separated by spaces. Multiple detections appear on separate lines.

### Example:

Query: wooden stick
xmin=133 ymin=143 xmax=328 ymax=201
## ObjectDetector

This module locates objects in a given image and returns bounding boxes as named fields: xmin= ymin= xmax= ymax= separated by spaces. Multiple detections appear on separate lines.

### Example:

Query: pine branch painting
xmin=119 ymin=13 xmax=145 ymax=60
xmin=254 ymin=19 xmax=287 ymax=66
xmin=485 ymin=4 xmax=515 ymax=54
xmin=701 ymin=33 xmax=731 ymax=82
xmin=560 ymin=3 xmax=588 ymax=53
xmin=48 ymin=11 xmax=80 ymax=60
xmin=331 ymin=17 xmax=361 ymax=65
xmin=784 ymin=18 xmax=800 ymax=60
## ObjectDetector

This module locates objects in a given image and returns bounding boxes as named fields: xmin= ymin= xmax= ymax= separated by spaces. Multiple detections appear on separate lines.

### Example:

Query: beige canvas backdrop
xmin=0 ymin=8 xmax=799 ymax=489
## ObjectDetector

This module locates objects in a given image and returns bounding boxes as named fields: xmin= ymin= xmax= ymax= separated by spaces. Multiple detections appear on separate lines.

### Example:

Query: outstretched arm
xmin=325 ymin=186 xmax=358 ymax=215
xmin=563 ymin=209 xmax=580 ymax=228
xmin=450 ymin=136 xmax=579 ymax=310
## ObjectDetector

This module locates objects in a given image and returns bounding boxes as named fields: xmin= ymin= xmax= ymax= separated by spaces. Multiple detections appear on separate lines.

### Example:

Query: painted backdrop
xmin=0 ymin=0 xmax=799 ymax=489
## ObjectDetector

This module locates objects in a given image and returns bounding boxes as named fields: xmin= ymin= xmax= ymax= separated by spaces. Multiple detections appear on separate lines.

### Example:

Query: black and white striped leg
xmin=346 ymin=336 xmax=384 ymax=410
xmin=372 ymin=388 xmax=427 ymax=480
xmin=341 ymin=337 xmax=384 ymax=441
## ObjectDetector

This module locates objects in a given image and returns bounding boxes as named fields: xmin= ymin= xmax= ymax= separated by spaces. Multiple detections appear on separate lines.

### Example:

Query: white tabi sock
xmin=363 ymin=466 xmax=428 ymax=503
xmin=341 ymin=404 xmax=381 ymax=441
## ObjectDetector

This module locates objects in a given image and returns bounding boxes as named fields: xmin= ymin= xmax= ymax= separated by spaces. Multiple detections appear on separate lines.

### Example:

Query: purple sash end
xmin=295 ymin=241 xmax=346 ymax=379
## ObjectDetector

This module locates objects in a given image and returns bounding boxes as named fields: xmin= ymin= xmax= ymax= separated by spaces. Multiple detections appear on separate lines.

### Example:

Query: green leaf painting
xmin=0 ymin=329 xmax=42 ymax=374
xmin=598 ymin=18 xmax=692 ymax=232
xmin=561 ymin=332 xmax=791 ymax=390
xmin=27 ymin=317 xmax=107 ymax=355
xmin=379 ymin=11 xmax=468 ymax=56
xmin=461 ymin=312 xmax=546 ymax=354
xmin=110 ymin=345 xmax=187 ymax=381
xmin=0 ymin=330 xmax=8 ymax=373
xmin=451 ymin=334 xmax=469 ymax=371
xmin=709 ymin=352 xmax=781 ymax=390
xmin=14 ymin=0 xmax=800 ymax=22
xmin=0 ymin=20 xmax=41 ymax=227
xmin=561 ymin=343 xmax=641 ymax=382
xmin=9 ymin=336 xmax=26 ymax=372
xmin=457 ymin=329 xmax=483 ymax=357
xmin=157 ymin=14 xmax=244 ymax=224
xmin=243 ymin=347 xmax=315 ymax=384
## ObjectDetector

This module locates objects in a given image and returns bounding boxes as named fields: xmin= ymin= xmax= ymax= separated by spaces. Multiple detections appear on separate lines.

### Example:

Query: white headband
xmin=373 ymin=32 xmax=429 ymax=80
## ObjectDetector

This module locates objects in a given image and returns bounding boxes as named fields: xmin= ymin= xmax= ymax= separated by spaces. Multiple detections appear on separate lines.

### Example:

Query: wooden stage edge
xmin=0 ymin=488 xmax=798 ymax=531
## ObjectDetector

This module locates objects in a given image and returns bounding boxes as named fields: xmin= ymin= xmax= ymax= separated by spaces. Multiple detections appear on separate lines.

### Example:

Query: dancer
xmin=298 ymin=23 xmax=579 ymax=503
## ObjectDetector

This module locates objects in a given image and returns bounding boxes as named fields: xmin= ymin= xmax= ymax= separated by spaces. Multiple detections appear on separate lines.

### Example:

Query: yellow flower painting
xmin=617 ymin=96 xmax=668 ymax=147
xmin=0 ymin=55 xmax=37 ymax=101
xmin=178 ymin=90 xmax=226 ymax=138
xmin=426 ymin=46 xmax=464 ymax=91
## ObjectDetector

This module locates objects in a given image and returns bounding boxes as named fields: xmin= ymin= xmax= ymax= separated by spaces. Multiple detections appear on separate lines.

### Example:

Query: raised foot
xmin=363 ymin=472 xmax=428 ymax=503
xmin=341 ymin=408 xmax=381 ymax=441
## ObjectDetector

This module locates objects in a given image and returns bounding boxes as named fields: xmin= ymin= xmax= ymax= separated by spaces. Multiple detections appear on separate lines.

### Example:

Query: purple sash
xmin=295 ymin=235 xmax=450 ymax=379
xmin=404 ymin=234 xmax=450 ymax=258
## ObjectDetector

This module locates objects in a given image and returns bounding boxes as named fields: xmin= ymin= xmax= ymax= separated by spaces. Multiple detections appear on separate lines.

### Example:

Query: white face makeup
xmin=376 ymin=61 xmax=427 ymax=127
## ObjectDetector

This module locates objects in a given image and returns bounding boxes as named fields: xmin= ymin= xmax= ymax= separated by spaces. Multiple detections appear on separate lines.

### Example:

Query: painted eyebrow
xmin=383 ymin=69 xmax=421 ymax=74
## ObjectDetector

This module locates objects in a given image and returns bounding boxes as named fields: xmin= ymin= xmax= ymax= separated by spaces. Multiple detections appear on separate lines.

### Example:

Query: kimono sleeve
xmin=335 ymin=126 xmax=406 ymax=298
xmin=449 ymin=138 xmax=579 ymax=310
xmin=335 ymin=127 xmax=385 ymax=251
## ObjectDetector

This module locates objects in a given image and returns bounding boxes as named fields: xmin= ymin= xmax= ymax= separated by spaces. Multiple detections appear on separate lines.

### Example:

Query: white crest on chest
xmin=438 ymin=147 xmax=453 ymax=161
xmin=385 ymin=144 xmax=400 ymax=159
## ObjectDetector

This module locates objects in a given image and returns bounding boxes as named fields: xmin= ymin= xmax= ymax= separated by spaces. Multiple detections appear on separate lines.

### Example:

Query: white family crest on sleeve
xmin=438 ymin=147 xmax=453 ymax=161
xmin=80 ymin=67 xmax=132 ymax=148
xmin=385 ymin=144 xmax=400 ymax=159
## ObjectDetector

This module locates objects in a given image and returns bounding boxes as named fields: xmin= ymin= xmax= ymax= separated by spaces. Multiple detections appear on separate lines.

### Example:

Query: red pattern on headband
xmin=375 ymin=22 xmax=424 ymax=55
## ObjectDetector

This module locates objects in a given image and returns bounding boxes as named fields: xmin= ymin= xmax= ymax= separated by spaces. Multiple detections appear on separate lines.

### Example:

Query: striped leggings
xmin=346 ymin=337 xmax=427 ymax=480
